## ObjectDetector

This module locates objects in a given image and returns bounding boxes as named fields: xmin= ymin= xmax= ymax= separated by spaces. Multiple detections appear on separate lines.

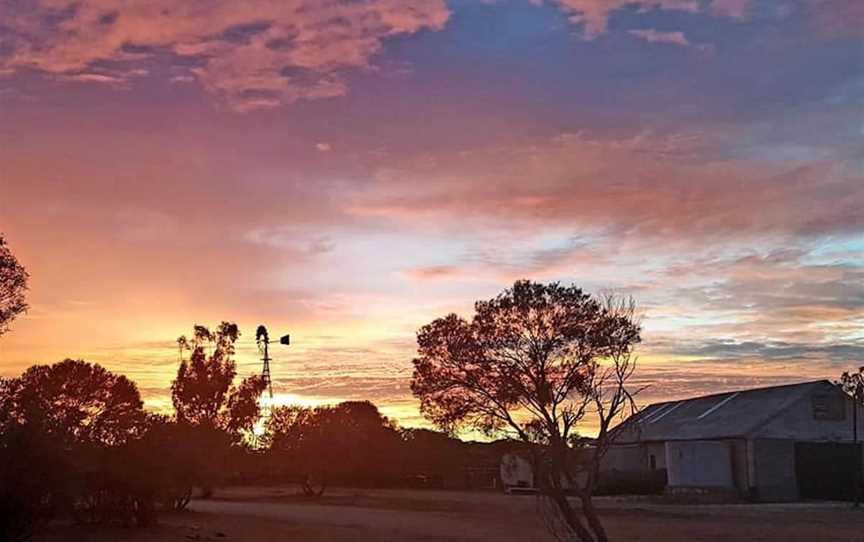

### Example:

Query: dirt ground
xmin=35 ymin=486 xmax=864 ymax=542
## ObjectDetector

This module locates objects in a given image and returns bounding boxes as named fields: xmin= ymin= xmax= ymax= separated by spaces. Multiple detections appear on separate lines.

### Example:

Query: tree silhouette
xmin=2 ymin=359 xmax=144 ymax=447
xmin=170 ymin=322 xmax=266 ymax=498
xmin=410 ymin=280 xmax=641 ymax=542
xmin=840 ymin=367 xmax=864 ymax=405
xmin=0 ymin=360 xmax=147 ymax=536
xmin=171 ymin=322 xmax=266 ymax=437
xmin=263 ymin=401 xmax=402 ymax=495
xmin=840 ymin=366 xmax=864 ymax=507
xmin=0 ymin=234 xmax=28 ymax=336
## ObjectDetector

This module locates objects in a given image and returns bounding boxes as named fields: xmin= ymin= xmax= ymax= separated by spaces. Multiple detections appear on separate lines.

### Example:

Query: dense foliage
xmin=262 ymin=401 xmax=404 ymax=492
xmin=172 ymin=322 xmax=267 ymax=437
xmin=0 ymin=360 xmax=150 ymax=539
xmin=0 ymin=234 xmax=28 ymax=336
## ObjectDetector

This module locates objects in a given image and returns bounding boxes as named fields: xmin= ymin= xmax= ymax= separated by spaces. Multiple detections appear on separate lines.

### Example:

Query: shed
xmin=603 ymin=380 xmax=863 ymax=501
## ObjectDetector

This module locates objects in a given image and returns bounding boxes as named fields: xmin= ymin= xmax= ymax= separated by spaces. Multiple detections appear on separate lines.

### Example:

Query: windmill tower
xmin=256 ymin=324 xmax=290 ymax=399
xmin=256 ymin=325 xmax=273 ymax=398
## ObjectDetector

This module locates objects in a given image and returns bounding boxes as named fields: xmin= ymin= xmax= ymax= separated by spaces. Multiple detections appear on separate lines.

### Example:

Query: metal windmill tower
xmin=256 ymin=324 xmax=290 ymax=399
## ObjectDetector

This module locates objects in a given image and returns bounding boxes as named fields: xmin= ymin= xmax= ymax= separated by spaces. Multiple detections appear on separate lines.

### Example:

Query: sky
xmin=0 ymin=0 xmax=862 ymax=431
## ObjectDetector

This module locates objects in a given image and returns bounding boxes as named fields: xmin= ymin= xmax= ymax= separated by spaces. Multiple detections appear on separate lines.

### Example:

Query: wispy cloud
xmin=351 ymin=131 xmax=863 ymax=242
xmin=548 ymin=0 xmax=701 ymax=38
xmin=628 ymin=29 xmax=690 ymax=47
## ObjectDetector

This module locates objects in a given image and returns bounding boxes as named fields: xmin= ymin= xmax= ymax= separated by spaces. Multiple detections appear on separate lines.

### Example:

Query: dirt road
xmin=35 ymin=487 xmax=864 ymax=542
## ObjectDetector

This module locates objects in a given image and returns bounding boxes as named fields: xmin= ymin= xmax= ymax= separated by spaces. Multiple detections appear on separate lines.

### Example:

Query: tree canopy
xmin=410 ymin=280 xmax=642 ymax=542
xmin=171 ymin=322 xmax=266 ymax=437
xmin=0 ymin=360 xmax=151 ymax=536
xmin=0 ymin=234 xmax=28 ymax=336
xmin=840 ymin=366 xmax=864 ymax=403
xmin=263 ymin=401 xmax=403 ymax=491
xmin=0 ymin=359 xmax=144 ymax=447
xmin=411 ymin=280 xmax=640 ymax=442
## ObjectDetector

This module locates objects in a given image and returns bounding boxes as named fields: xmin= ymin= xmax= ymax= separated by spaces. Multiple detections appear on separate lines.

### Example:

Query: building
xmin=500 ymin=453 xmax=534 ymax=491
xmin=602 ymin=380 xmax=863 ymax=501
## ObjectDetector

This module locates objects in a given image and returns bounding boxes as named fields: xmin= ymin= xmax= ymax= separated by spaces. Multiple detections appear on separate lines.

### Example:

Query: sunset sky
xmin=0 ymin=0 xmax=862 ymax=429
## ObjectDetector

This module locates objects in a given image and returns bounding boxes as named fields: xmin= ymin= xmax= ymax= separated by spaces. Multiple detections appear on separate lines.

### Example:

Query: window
xmin=649 ymin=454 xmax=657 ymax=470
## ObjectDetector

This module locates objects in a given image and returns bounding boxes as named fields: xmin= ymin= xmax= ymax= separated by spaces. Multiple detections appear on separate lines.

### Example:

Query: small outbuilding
xmin=500 ymin=453 xmax=534 ymax=490
xmin=603 ymin=380 xmax=863 ymax=501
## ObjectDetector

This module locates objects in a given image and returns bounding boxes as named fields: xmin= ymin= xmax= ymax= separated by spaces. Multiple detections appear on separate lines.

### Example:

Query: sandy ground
xmin=35 ymin=486 xmax=864 ymax=542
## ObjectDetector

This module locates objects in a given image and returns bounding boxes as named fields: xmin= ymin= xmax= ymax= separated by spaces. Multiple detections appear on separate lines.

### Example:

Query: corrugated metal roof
xmin=611 ymin=380 xmax=836 ymax=443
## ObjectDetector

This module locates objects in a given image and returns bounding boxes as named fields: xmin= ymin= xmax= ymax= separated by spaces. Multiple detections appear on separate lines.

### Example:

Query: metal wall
xmin=665 ymin=440 xmax=734 ymax=488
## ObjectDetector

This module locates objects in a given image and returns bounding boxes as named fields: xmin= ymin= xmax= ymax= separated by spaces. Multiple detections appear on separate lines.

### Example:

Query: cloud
xmin=668 ymin=339 xmax=864 ymax=363
xmin=547 ymin=0 xmax=852 ymax=40
xmin=670 ymin=252 xmax=864 ymax=331
xmin=549 ymin=1 xmax=700 ymax=38
xmin=402 ymin=265 xmax=465 ymax=281
xmin=351 ymin=131 xmax=864 ymax=243
xmin=0 ymin=0 xmax=450 ymax=111
xmin=807 ymin=0 xmax=864 ymax=38
xmin=52 ymin=72 xmax=130 ymax=86
xmin=710 ymin=0 xmax=750 ymax=19
xmin=628 ymin=29 xmax=690 ymax=46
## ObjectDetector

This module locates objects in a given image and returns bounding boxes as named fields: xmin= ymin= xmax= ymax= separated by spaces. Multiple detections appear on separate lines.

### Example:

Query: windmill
xmin=256 ymin=324 xmax=290 ymax=399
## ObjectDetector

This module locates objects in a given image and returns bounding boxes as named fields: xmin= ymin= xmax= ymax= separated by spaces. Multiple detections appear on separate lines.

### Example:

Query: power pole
xmin=854 ymin=387 xmax=861 ymax=509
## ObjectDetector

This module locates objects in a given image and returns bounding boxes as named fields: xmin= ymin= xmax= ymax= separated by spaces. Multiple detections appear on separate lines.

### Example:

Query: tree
xmin=0 ymin=234 xmax=28 ymax=336
xmin=840 ymin=366 xmax=864 ymax=507
xmin=263 ymin=401 xmax=402 ymax=495
xmin=399 ymin=428 xmax=471 ymax=488
xmin=1 ymin=359 xmax=145 ymax=447
xmin=171 ymin=322 xmax=266 ymax=497
xmin=840 ymin=367 xmax=864 ymax=404
xmin=0 ymin=360 xmax=148 ymax=535
xmin=171 ymin=322 xmax=267 ymax=437
xmin=410 ymin=280 xmax=641 ymax=542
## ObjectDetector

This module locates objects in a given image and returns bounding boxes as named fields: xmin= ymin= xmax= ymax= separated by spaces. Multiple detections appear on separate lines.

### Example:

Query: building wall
xmin=727 ymin=439 xmax=749 ymax=494
xmin=755 ymin=385 xmax=863 ymax=441
xmin=665 ymin=440 xmax=734 ymax=488
xmin=602 ymin=442 xmax=666 ymax=472
xmin=750 ymin=439 xmax=798 ymax=501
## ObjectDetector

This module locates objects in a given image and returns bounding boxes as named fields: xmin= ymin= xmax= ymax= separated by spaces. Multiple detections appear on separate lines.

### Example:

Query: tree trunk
xmin=579 ymin=494 xmax=608 ymax=542
xmin=541 ymin=442 xmax=606 ymax=542
xmin=548 ymin=488 xmax=596 ymax=542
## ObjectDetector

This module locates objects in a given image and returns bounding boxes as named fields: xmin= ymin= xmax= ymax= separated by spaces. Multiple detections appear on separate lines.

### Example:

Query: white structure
xmin=603 ymin=380 xmax=864 ymax=501
xmin=500 ymin=453 xmax=533 ymax=489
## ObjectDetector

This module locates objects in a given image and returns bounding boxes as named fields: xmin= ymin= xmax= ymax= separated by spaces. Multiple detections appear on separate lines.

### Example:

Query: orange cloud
xmin=402 ymin=265 xmax=465 ymax=281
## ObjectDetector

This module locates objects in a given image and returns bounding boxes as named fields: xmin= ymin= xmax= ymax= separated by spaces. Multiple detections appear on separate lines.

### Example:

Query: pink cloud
xmin=710 ymin=0 xmax=750 ymax=19
xmin=402 ymin=265 xmax=461 ymax=280
xmin=808 ymin=0 xmax=864 ymax=38
xmin=0 ymin=0 xmax=450 ymax=111
xmin=351 ymin=131 xmax=863 ymax=242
